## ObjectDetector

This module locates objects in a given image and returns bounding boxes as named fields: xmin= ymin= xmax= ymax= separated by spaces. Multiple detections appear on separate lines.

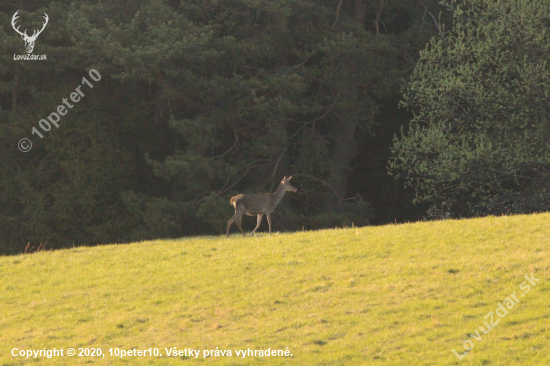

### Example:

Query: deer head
xmin=12 ymin=11 xmax=49 ymax=54
xmin=280 ymin=176 xmax=298 ymax=192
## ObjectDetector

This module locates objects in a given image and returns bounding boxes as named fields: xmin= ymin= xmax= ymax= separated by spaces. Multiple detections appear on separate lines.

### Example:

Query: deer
xmin=226 ymin=176 xmax=297 ymax=237
xmin=11 ymin=10 xmax=49 ymax=54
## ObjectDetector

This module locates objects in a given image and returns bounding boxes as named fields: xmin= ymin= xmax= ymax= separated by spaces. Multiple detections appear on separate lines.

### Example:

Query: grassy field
xmin=1 ymin=213 xmax=549 ymax=365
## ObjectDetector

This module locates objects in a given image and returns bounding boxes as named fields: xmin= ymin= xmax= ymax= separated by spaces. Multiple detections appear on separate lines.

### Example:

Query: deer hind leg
xmin=227 ymin=202 xmax=246 ymax=237
xmin=236 ymin=216 xmax=245 ymax=236
xmin=226 ymin=214 xmax=237 ymax=237
xmin=250 ymin=214 xmax=264 ymax=235
xmin=266 ymin=212 xmax=272 ymax=235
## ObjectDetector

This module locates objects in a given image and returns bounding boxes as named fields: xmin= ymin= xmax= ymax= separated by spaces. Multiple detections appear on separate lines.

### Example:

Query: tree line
xmin=1 ymin=0 xmax=547 ymax=254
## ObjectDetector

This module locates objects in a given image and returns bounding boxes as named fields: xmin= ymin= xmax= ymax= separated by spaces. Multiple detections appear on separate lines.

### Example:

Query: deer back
xmin=235 ymin=193 xmax=276 ymax=215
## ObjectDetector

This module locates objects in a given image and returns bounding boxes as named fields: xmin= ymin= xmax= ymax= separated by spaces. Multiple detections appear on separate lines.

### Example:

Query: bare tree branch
xmin=290 ymin=101 xmax=336 ymax=140
xmin=215 ymin=163 xmax=263 ymax=196
xmin=293 ymin=173 xmax=363 ymax=203
xmin=213 ymin=131 xmax=239 ymax=160
xmin=333 ymin=0 xmax=344 ymax=28
xmin=424 ymin=4 xmax=445 ymax=40
xmin=266 ymin=149 xmax=286 ymax=191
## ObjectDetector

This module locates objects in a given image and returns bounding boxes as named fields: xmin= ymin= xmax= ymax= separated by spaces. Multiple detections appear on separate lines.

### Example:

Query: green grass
xmin=1 ymin=213 xmax=549 ymax=365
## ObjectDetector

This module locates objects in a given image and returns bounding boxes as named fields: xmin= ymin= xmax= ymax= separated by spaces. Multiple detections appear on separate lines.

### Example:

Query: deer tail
xmin=230 ymin=194 xmax=244 ymax=209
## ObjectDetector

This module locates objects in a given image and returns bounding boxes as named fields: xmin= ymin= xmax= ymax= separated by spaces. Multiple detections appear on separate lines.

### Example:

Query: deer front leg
xmin=266 ymin=212 xmax=272 ymax=235
xmin=250 ymin=214 xmax=264 ymax=235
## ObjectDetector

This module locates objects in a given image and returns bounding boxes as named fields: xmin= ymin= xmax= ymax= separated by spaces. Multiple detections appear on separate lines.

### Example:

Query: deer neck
xmin=271 ymin=184 xmax=287 ymax=205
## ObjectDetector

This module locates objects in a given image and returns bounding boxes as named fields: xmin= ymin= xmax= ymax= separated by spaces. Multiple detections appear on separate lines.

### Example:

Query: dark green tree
xmin=0 ymin=3 xmax=138 ymax=252
xmin=0 ymin=0 xmax=444 ymax=252
xmin=82 ymin=0 xmax=397 ymax=236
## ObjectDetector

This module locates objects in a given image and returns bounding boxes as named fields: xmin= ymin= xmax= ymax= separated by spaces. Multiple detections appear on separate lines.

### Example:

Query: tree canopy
xmin=390 ymin=0 xmax=550 ymax=218
xmin=1 ymin=0 xmax=443 ymax=253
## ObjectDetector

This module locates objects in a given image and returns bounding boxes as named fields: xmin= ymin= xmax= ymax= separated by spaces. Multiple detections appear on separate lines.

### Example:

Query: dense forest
xmin=1 ymin=0 xmax=548 ymax=254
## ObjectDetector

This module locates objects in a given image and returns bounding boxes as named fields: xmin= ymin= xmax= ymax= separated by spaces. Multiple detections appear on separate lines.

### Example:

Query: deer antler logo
xmin=11 ymin=10 xmax=49 ymax=54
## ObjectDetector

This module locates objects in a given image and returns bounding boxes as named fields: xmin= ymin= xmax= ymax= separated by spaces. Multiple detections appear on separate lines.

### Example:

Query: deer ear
xmin=288 ymin=176 xmax=292 ymax=181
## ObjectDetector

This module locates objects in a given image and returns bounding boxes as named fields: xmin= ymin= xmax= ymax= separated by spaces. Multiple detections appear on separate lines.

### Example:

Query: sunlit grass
xmin=1 ymin=213 xmax=549 ymax=365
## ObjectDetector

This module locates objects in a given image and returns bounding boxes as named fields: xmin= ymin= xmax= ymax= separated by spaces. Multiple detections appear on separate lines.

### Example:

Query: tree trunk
xmin=325 ymin=0 xmax=368 ymax=213
xmin=273 ymin=119 xmax=291 ymax=191
xmin=354 ymin=0 xmax=368 ymax=24
xmin=326 ymin=94 xmax=358 ymax=213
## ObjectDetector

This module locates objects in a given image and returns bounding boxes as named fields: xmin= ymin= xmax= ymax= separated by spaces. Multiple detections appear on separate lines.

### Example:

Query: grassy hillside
xmin=1 ymin=214 xmax=549 ymax=365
